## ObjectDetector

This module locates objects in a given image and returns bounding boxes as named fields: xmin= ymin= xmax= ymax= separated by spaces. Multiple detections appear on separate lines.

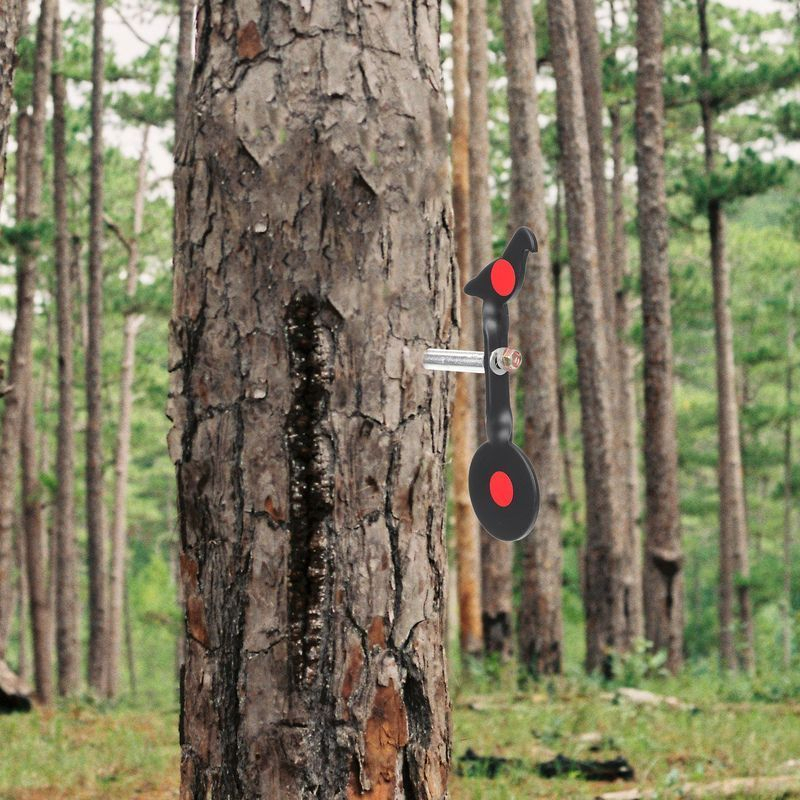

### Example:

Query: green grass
xmin=2 ymin=668 xmax=800 ymax=799
xmin=0 ymin=701 xmax=178 ymax=800
xmin=450 ymin=667 xmax=800 ymax=799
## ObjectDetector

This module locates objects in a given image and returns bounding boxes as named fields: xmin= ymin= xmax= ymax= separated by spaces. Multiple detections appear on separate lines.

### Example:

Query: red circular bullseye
xmin=490 ymin=259 xmax=516 ymax=297
xmin=489 ymin=471 xmax=514 ymax=507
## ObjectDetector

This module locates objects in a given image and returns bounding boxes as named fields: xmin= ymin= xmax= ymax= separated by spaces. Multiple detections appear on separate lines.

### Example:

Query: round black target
xmin=468 ymin=441 xmax=539 ymax=542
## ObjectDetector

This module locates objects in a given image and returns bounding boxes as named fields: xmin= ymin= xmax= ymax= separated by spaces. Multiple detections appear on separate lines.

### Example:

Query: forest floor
xmin=1 ymin=673 xmax=800 ymax=799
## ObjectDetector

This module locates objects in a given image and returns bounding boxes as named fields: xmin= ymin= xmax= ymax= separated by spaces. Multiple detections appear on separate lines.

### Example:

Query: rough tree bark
xmin=470 ymin=0 xmax=514 ymax=659
xmin=636 ymin=0 xmax=684 ymax=672
xmin=0 ymin=0 xmax=23 ymax=211
xmin=52 ymin=4 xmax=80 ymax=697
xmin=500 ymin=0 xmax=563 ymax=675
xmin=107 ymin=127 xmax=149 ymax=699
xmin=86 ymin=0 xmax=108 ymax=692
xmin=697 ymin=0 xmax=754 ymax=673
xmin=169 ymin=2 xmax=454 ymax=796
xmin=451 ymin=0 xmax=483 ymax=658
xmin=546 ymin=0 xmax=626 ymax=673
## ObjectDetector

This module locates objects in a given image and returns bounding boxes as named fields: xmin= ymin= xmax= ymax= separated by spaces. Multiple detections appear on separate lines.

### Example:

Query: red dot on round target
xmin=490 ymin=259 xmax=516 ymax=297
xmin=489 ymin=471 xmax=514 ymax=507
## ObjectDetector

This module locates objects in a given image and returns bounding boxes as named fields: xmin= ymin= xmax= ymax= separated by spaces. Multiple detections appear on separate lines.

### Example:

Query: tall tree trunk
xmin=86 ymin=0 xmax=108 ymax=693
xmin=451 ymin=0 xmax=483 ymax=658
xmin=0 ymin=111 xmax=29 ymax=655
xmin=783 ymin=292 xmax=795 ymax=669
xmin=575 ymin=0 xmax=643 ymax=650
xmin=51 ymin=3 xmax=80 ymax=697
xmin=0 ymin=0 xmax=23 ymax=211
xmin=22 ymin=371 xmax=53 ymax=704
xmin=19 ymin=0 xmax=57 ymax=705
xmin=697 ymin=0 xmax=754 ymax=673
xmin=636 ymin=0 xmax=684 ymax=671
xmin=107 ymin=127 xmax=149 ymax=698
xmin=170 ymin=2 xmax=454 ymax=796
xmin=501 ymin=0 xmax=563 ymax=675
xmin=172 ymin=0 xmax=194 ymax=681
xmin=470 ymin=0 xmax=514 ymax=659
xmin=611 ymin=106 xmax=645 ymax=645
xmin=0 ymin=0 xmax=55 ymax=662
xmin=15 ymin=519 xmax=29 ymax=681
xmin=546 ymin=0 xmax=626 ymax=674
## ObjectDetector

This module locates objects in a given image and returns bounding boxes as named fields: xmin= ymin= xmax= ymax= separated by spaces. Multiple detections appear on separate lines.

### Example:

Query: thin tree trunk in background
xmin=15 ymin=521 xmax=29 ymax=681
xmin=0 ymin=111 xmax=29 ymax=656
xmin=22 ymin=374 xmax=53 ymax=704
xmin=451 ymin=0 xmax=483 ymax=658
xmin=470 ymin=0 xmax=514 ymax=659
xmin=52 ymin=4 xmax=80 ymax=697
xmin=172 ymin=0 xmax=193 ymax=682
xmin=107 ymin=126 xmax=149 ymax=699
xmin=637 ymin=0 xmax=685 ymax=672
xmin=86 ymin=0 xmax=108 ymax=693
xmin=174 ymin=0 xmax=193 ymax=137
xmin=123 ymin=569 xmax=137 ymax=695
xmin=501 ymin=0 xmax=563 ymax=676
xmin=553 ymin=179 xmax=580 ymax=530
xmin=0 ymin=0 xmax=23 ymax=211
xmin=697 ymin=0 xmax=754 ymax=673
xmin=171 ymin=1 xmax=454 ymax=794
xmin=576 ymin=0 xmax=643 ymax=649
xmin=783 ymin=294 xmax=795 ymax=668
xmin=546 ymin=0 xmax=626 ymax=674
xmin=611 ymin=106 xmax=644 ymax=645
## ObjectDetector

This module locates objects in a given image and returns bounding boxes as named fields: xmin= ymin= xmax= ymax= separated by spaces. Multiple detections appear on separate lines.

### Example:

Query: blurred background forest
xmin=0 ymin=0 xmax=798 ymax=796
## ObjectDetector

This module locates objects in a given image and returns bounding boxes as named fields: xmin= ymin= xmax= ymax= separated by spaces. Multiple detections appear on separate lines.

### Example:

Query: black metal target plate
xmin=468 ymin=441 xmax=539 ymax=542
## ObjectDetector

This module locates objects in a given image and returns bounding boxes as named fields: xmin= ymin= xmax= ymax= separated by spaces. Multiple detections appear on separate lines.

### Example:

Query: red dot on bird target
xmin=489 ymin=471 xmax=514 ymax=507
xmin=490 ymin=259 xmax=515 ymax=297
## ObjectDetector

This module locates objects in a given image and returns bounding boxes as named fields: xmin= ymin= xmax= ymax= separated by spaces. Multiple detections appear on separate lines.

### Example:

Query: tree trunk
xmin=174 ymin=0 xmax=193 ymax=137
xmin=783 ymin=292 xmax=795 ymax=669
xmin=451 ymin=0 xmax=483 ymax=658
xmin=611 ymin=105 xmax=645 ymax=647
xmin=0 ymin=111 xmax=28 ymax=656
xmin=470 ymin=0 xmax=514 ymax=659
xmin=636 ymin=0 xmax=684 ymax=672
xmin=51 ymin=3 xmax=80 ymax=697
xmin=22 ymin=373 xmax=53 ymax=704
xmin=697 ymin=0 xmax=754 ymax=673
xmin=575 ymin=0 xmax=643 ymax=650
xmin=0 ymin=0 xmax=23 ymax=211
xmin=17 ymin=0 xmax=57 ymax=705
xmin=546 ymin=0 xmax=626 ymax=674
xmin=0 ymin=0 xmax=55 ymax=662
xmin=107 ymin=126 xmax=149 ymax=698
xmin=171 ymin=0 xmax=193 ymax=686
xmin=170 ymin=2 xmax=454 ymax=796
xmin=86 ymin=0 xmax=108 ymax=693
xmin=501 ymin=0 xmax=563 ymax=676
xmin=15 ymin=519 xmax=29 ymax=681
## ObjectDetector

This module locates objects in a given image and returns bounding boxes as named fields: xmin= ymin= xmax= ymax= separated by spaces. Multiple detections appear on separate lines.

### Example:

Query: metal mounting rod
xmin=423 ymin=347 xmax=522 ymax=375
